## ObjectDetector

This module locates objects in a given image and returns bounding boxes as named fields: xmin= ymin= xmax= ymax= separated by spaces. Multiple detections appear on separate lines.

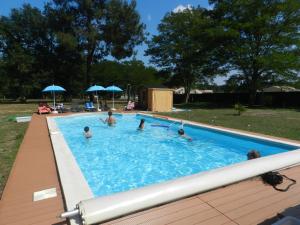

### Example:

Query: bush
xmin=234 ymin=103 xmax=246 ymax=115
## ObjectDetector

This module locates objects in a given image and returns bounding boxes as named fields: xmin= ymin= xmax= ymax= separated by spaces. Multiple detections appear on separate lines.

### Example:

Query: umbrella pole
xmin=96 ymin=91 xmax=99 ymax=111
xmin=112 ymin=91 xmax=115 ymax=110
xmin=53 ymin=91 xmax=56 ymax=110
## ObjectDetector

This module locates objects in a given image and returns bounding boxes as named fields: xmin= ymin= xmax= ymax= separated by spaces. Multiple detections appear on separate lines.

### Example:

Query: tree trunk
xmin=127 ymin=85 xmax=131 ymax=102
xmin=86 ymin=54 xmax=92 ymax=87
xmin=184 ymin=81 xmax=191 ymax=104
xmin=248 ymin=77 xmax=258 ymax=106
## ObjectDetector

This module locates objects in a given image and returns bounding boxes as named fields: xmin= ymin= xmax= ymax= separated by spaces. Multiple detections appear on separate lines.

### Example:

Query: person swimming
xmin=83 ymin=126 xmax=92 ymax=138
xmin=138 ymin=118 xmax=145 ymax=130
xmin=247 ymin=150 xmax=261 ymax=160
xmin=178 ymin=128 xmax=192 ymax=141
xmin=100 ymin=111 xmax=116 ymax=126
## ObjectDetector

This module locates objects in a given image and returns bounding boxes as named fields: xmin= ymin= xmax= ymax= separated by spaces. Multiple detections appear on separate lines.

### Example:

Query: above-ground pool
xmin=54 ymin=113 xmax=298 ymax=197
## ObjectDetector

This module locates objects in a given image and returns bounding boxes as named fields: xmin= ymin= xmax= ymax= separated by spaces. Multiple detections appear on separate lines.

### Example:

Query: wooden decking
xmin=0 ymin=114 xmax=67 ymax=225
xmin=103 ymin=166 xmax=300 ymax=225
xmin=1 ymin=114 xmax=300 ymax=225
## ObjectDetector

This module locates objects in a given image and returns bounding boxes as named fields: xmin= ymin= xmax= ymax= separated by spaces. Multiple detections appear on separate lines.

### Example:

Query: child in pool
xmin=138 ymin=118 xmax=145 ymax=131
xmin=178 ymin=129 xmax=192 ymax=141
xmin=247 ymin=150 xmax=261 ymax=160
xmin=83 ymin=126 xmax=92 ymax=138
xmin=100 ymin=111 xmax=116 ymax=126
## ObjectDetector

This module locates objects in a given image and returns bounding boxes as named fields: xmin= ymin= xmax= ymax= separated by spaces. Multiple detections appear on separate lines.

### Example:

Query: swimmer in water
xmin=100 ymin=111 xmax=116 ymax=126
xmin=138 ymin=118 xmax=145 ymax=131
xmin=83 ymin=126 xmax=92 ymax=138
xmin=178 ymin=128 xmax=192 ymax=141
xmin=247 ymin=150 xmax=261 ymax=160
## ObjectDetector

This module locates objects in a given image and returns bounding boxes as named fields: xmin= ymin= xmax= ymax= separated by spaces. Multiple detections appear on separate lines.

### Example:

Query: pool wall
xmin=47 ymin=113 xmax=300 ymax=225
xmin=47 ymin=116 xmax=94 ymax=225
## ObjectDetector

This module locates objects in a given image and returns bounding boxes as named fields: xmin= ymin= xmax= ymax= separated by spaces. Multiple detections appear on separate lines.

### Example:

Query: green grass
xmin=159 ymin=105 xmax=300 ymax=141
xmin=0 ymin=104 xmax=36 ymax=197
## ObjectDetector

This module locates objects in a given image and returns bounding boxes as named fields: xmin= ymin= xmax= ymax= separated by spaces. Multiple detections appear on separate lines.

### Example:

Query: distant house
xmin=263 ymin=86 xmax=300 ymax=92
xmin=174 ymin=87 xmax=213 ymax=94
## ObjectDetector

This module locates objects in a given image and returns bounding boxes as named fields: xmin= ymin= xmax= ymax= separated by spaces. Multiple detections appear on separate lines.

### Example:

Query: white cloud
xmin=205 ymin=4 xmax=214 ymax=10
xmin=173 ymin=4 xmax=192 ymax=13
xmin=147 ymin=14 xmax=152 ymax=21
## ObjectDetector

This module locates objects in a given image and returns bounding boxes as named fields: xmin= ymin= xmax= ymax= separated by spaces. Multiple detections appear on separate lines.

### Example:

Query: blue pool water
xmin=54 ymin=114 xmax=297 ymax=197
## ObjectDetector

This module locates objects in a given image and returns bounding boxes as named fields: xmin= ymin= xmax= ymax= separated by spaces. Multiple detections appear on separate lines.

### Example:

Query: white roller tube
xmin=77 ymin=149 xmax=300 ymax=224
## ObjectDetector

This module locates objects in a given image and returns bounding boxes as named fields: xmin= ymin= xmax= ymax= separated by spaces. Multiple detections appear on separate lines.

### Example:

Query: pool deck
xmin=1 ymin=113 xmax=300 ymax=225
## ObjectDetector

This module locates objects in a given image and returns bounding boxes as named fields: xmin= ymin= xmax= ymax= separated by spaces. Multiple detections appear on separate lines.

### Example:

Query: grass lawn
xmin=159 ymin=105 xmax=300 ymax=141
xmin=0 ymin=104 xmax=36 ymax=197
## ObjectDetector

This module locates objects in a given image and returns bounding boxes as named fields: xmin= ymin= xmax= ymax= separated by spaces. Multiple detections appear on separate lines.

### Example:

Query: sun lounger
xmin=38 ymin=105 xmax=51 ymax=115
xmin=85 ymin=102 xmax=96 ymax=111
xmin=124 ymin=101 xmax=135 ymax=110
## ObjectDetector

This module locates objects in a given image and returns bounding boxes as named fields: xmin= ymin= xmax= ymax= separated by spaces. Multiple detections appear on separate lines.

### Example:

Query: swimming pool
xmin=49 ymin=113 xmax=300 ymax=224
xmin=54 ymin=113 xmax=297 ymax=197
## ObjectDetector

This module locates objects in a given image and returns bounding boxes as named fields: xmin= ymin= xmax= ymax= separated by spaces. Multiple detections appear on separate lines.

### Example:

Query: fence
xmin=174 ymin=92 xmax=300 ymax=107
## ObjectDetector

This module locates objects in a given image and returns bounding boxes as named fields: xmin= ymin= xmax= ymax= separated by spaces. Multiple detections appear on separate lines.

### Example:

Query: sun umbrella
xmin=86 ymin=85 xmax=105 ymax=111
xmin=105 ymin=85 xmax=123 ymax=111
xmin=42 ymin=85 xmax=66 ymax=111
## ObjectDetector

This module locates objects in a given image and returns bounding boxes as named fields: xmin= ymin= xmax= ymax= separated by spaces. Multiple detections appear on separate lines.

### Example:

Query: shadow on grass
xmin=175 ymin=102 xmax=300 ymax=111
xmin=174 ymin=102 xmax=233 ymax=109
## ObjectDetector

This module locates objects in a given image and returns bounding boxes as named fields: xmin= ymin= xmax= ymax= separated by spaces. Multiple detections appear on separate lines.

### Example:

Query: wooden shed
xmin=138 ymin=87 xmax=173 ymax=112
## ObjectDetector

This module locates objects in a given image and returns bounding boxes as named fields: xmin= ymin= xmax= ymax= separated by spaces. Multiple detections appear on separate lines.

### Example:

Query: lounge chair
xmin=85 ymin=102 xmax=96 ymax=111
xmin=38 ymin=104 xmax=51 ymax=115
xmin=124 ymin=101 xmax=135 ymax=111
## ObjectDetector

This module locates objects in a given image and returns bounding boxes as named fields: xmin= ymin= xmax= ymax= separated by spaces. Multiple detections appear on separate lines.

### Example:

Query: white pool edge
xmin=46 ymin=117 xmax=94 ymax=225
xmin=48 ymin=112 xmax=300 ymax=225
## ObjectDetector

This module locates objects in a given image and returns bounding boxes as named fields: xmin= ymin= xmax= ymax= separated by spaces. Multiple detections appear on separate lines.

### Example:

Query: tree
xmin=146 ymin=7 xmax=225 ymax=103
xmin=45 ymin=2 xmax=84 ymax=97
xmin=122 ymin=60 xmax=161 ymax=100
xmin=0 ymin=4 xmax=51 ymax=99
xmin=49 ymin=0 xmax=144 ymax=87
xmin=211 ymin=0 xmax=300 ymax=104
xmin=91 ymin=59 xmax=161 ymax=98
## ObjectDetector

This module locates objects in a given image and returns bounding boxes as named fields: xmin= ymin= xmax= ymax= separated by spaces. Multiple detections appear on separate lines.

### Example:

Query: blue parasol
xmin=105 ymin=85 xmax=123 ymax=110
xmin=86 ymin=85 xmax=105 ymax=111
xmin=42 ymin=84 xmax=66 ymax=110
xmin=86 ymin=85 xmax=105 ymax=92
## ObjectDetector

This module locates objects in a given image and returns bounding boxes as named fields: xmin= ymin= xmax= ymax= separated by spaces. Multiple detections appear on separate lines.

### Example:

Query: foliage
xmin=91 ymin=59 xmax=161 ymax=99
xmin=0 ymin=1 xmax=146 ymax=99
xmin=0 ymin=5 xmax=52 ymax=99
xmin=210 ymin=0 xmax=300 ymax=104
xmin=234 ymin=103 xmax=246 ymax=115
xmin=47 ymin=0 xmax=145 ymax=87
xmin=146 ymin=7 xmax=226 ymax=103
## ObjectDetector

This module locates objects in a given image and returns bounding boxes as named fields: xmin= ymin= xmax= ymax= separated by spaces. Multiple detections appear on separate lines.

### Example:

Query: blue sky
xmin=0 ymin=0 xmax=226 ymax=84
